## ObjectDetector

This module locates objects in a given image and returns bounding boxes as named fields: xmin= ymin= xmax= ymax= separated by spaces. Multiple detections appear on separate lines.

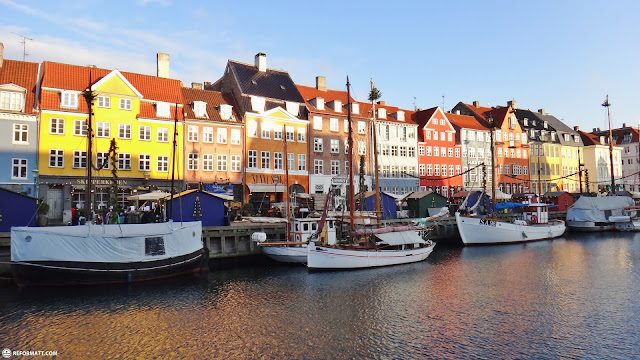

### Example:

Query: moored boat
xmin=566 ymin=196 xmax=634 ymax=232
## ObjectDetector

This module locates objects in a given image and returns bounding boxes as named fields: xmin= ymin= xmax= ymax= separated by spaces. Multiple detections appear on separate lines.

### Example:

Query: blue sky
xmin=1 ymin=0 xmax=637 ymax=131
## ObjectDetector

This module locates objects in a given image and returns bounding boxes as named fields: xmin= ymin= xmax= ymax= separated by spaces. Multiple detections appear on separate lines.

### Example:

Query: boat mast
xmin=488 ymin=116 xmax=496 ymax=212
xmin=170 ymin=97 xmax=178 ymax=219
xmin=602 ymin=95 xmax=615 ymax=194
xmin=83 ymin=68 xmax=95 ymax=220
xmin=370 ymin=79 xmax=381 ymax=227
xmin=283 ymin=124 xmax=290 ymax=240
xmin=347 ymin=77 xmax=355 ymax=233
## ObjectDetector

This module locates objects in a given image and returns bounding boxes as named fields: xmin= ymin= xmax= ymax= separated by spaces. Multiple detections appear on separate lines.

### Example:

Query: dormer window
xmin=332 ymin=100 xmax=342 ymax=112
xmin=530 ymin=129 xmax=535 ymax=138
xmin=574 ymin=135 xmax=580 ymax=143
xmin=532 ymin=120 xmax=536 ymax=126
xmin=523 ymin=118 xmax=528 ymax=126
xmin=219 ymin=104 xmax=233 ymax=120
xmin=193 ymin=101 xmax=207 ymax=118
xmin=624 ymin=133 xmax=632 ymax=143
xmin=250 ymin=95 xmax=265 ymax=112
xmin=564 ymin=134 xmax=570 ymax=142
xmin=311 ymin=97 xmax=324 ymax=110
xmin=377 ymin=108 xmax=386 ymax=119
xmin=551 ymin=132 xmax=556 ymax=141
xmin=543 ymin=121 xmax=548 ymax=129
xmin=600 ymin=136 xmax=606 ymax=144
xmin=285 ymin=101 xmax=299 ymax=116
xmin=393 ymin=111 xmax=405 ymax=121
xmin=351 ymin=103 xmax=359 ymax=114
xmin=155 ymin=102 xmax=170 ymax=118
xmin=61 ymin=91 xmax=78 ymax=109
xmin=0 ymin=88 xmax=25 ymax=111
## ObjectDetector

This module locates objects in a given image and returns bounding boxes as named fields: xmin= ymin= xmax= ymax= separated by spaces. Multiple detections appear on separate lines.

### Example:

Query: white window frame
xmin=188 ymin=125 xmax=199 ymax=142
xmin=139 ymin=125 xmax=151 ymax=141
xmin=118 ymin=153 xmax=131 ymax=170
xmin=11 ymin=158 xmax=28 ymax=179
xmin=217 ymin=128 xmax=227 ymax=144
xmin=231 ymin=155 xmax=241 ymax=172
xmin=157 ymin=155 xmax=169 ymax=172
xmin=97 ymin=96 xmax=110 ymax=108
xmin=139 ymin=154 xmax=151 ymax=171
xmin=118 ymin=123 xmax=131 ymax=139
xmin=61 ymin=91 xmax=78 ymax=108
xmin=203 ymin=154 xmax=214 ymax=171
xmin=119 ymin=98 xmax=132 ymax=111
xmin=96 ymin=122 xmax=110 ymax=138
xmin=157 ymin=127 xmax=169 ymax=142
xmin=13 ymin=124 xmax=28 ymax=143
xmin=231 ymin=129 xmax=241 ymax=145
xmin=217 ymin=154 xmax=227 ymax=171
xmin=50 ymin=118 xmax=65 ymax=135
xmin=203 ymin=127 xmax=214 ymax=143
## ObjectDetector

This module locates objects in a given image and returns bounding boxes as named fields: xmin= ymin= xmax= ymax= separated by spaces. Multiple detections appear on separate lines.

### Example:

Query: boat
xmin=306 ymin=77 xmax=435 ymax=271
xmin=567 ymin=195 xmax=635 ymax=231
xmin=454 ymin=116 xmax=566 ymax=245
xmin=10 ymin=71 xmax=206 ymax=286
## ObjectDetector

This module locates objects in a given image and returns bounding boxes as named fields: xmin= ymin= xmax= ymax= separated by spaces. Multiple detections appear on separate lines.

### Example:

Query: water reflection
xmin=1 ymin=232 xmax=640 ymax=358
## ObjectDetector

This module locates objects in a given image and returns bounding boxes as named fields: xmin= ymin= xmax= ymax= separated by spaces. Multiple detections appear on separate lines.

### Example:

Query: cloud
xmin=137 ymin=0 xmax=171 ymax=6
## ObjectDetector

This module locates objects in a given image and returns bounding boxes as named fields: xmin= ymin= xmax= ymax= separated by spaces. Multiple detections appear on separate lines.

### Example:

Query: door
xmin=46 ymin=188 xmax=63 ymax=221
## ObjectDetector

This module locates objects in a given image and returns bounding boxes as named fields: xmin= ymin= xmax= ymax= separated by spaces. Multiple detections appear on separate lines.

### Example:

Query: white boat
xmin=11 ymin=221 xmax=206 ymax=286
xmin=306 ymin=77 xmax=436 ymax=270
xmin=566 ymin=196 xmax=635 ymax=232
xmin=455 ymin=203 xmax=566 ymax=245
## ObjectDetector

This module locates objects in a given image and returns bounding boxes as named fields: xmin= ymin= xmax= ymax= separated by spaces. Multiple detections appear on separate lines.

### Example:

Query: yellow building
xmin=38 ymin=61 xmax=184 ymax=223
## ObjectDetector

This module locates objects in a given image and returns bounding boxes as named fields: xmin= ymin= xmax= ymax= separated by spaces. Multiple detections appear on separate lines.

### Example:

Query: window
xmin=419 ymin=146 xmax=425 ymax=156
xmin=154 ymin=103 xmax=170 ymax=118
xmin=96 ymin=152 xmax=109 ymax=169
xmin=119 ymin=98 xmax=132 ymax=110
xmin=314 ymin=138 xmax=323 ymax=152
xmin=455 ymin=148 xmax=460 ymax=157
xmin=231 ymin=155 xmax=241 ymax=172
xmin=0 ymin=90 xmax=25 ymax=111
xmin=523 ymin=166 xmax=528 ymax=175
xmin=433 ymin=131 xmax=438 ymax=141
xmin=400 ymin=127 xmax=407 ymax=142
xmin=288 ymin=153 xmax=295 ymax=171
xmin=274 ymin=152 xmax=283 ymax=170
xmin=72 ymin=120 xmax=87 ymax=136
xmin=157 ymin=156 xmax=169 ymax=172
xmin=273 ymin=125 xmax=283 ymax=140
xmin=139 ymin=154 xmax=150 ymax=171
xmin=358 ymin=121 xmax=366 ymax=134
xmin=217 ymin=155 xmax=227 ymax=171
xmin=477 ymin=147 xmax=484 ymax=159
xmin=72 ymin=151 xmax=87 ymax=169
xmin=118 ymin=153 xmax=131 ymax=170
xmin=382 ymin=124 xmax=390 ymax=141
xmin=139 ymin=125 xmax=151 ymax=141
xmin=433 ymin=147 xmax=439 ymax=157
xmin=331 ymin=139 xmax=340 ymax=154
xmin=330 ymin=118 xmax=339 ymax=132
xmin=298 ymin=154 xmax=306 ymax=171
xmin=261 ymin=151 xmax=270 ymax=169
xmin=217 ymin=128 xmax=227 ymax=144
xmin=188 ymin=125 xmax=199 ymax=142
xmin=449 ymin=165 xmax=454 ymax=176
xmin=447 ymin=132 xmax=453 ymax=142
xmin=231 ymin=129 xmax=241 ymax=144
xmin=97 ymin=96 xmax=110 ymax=108
xmin=50 ymin=118 xmax=64 ymax=134
xmin=96 ymin=122 xmax=110 ymax=138
xmin=391 ymin=145 xmax=398 ymax=156
xmin=382 ymin=145 xmax=390 ymax=156
xmin=448 ymin=148 xmax=454 ymax=157
xmin=409 ymin=147 xmax=415 ymax=157
xmin=441 ymin=164 xmax=447 ymax=176
xmin=426 ymin=146 xmax=432 ymax=156
xmin=419 ymin=164 xmax=426 ymax=176
xmin=344 ymin=119 xmax=349 ymax=133
xmin=119 ymin=124 xmax=131 ymax=139
xmin=314 ymin=159 xmax=324 ymax=175
xmin=434 ymin=164 xmax=440 ymax=176
xmin=286 ymin=126 xmax=295 ymax=141
xmin=331 ymin=160 xmax=340 ymax=175
xmin=425 ymin=130 xmax=431 ymax=140
xmin=261 ymin=123 xmax=271 ymax=138
xmin=297 ymin=128 xmax=306 ymax=142
xmin=13 ymin=124 xmax=28 ymax=143
xmin=203 ymin=154 xmax=214 ymax=171
xmin=456 ymin=165 xmax=461 ymax=175
xmin=313 ymin=116 xmax=323 ymax=130
xmin=247 ymin=120 xmax=258 ymax=137
xmin=12 ymin=158 xmax=27 ymax=179
xmin=248 ymin=150 xmax=257 ymax=168
xmin=61 ymin=91 xmax=78 ymax=108
xmin=358 ymin=141 xmax=366 ymax=155
xmin=157 ymin=127 xmax=169 ymax=142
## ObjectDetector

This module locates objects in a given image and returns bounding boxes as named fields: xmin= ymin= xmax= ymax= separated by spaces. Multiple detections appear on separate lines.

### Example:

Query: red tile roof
xmin=592 ymin=127 xmax=640 ymax=145
xmin=296 ymin=84 xmax=356 ymax=116
xmin=358 ymin=101 xmax=416 ymax=125
xmin=413 ymin=107 xmax=438 ymax=129
xmin=0 ymin=59 xmax=40 ymax=115
xmin=181 ymin=87 xmax=242 ymax=124
xmin=446 ymin=112 xmax=488 ymax=131
xmin=577 ymin=130 xmax=604 ymax=146
xmin=459 ymin=102 xmax=510 ymax=127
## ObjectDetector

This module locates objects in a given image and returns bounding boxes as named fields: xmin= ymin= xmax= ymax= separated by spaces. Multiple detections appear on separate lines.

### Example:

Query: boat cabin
xmin=292 ymin=217 xmax=337 ymax=245
xmin=522 ymin=204 xmax=550 ymax=224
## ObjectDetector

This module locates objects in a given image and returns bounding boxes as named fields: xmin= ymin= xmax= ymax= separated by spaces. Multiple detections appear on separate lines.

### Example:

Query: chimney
xmin=377 ymin=101 xmax=385 ymax=106
xmin=255 ymin=52 xmax=267 ymax=72
xmin=507 ymin=100 xmax=517 ymax=109
xmin=157 ymin=53 xmax=170 ymax=78
xmin=316 ymin=76 xmax=326 ymax=91
xmin=0 ymin=42 xmax=4 ymax=68
xmin=472 ymin=100 xmax=480 ymax=107
xmin=538 ymin=108 xmax=545 ymax=115
xmin=574 ymin=126 xmax=580 ymax=131
xmin=623 ymin=122 xmax=627 ymax=128
xmin=204 ymin=81 xmax=212 ymax=89
xmin=593 ymin=128 xmax=597 ymax=132
xmin=192 ymin=82 xmax=203 ymax=90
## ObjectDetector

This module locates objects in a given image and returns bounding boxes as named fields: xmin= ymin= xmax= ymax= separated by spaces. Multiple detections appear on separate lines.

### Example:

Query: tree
xmin=368 ymin=87 xmax=382 ymax=102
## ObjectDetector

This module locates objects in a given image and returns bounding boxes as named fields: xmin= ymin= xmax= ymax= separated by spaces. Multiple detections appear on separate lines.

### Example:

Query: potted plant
xmin=37 ymin=199 xmax=50 ymax=226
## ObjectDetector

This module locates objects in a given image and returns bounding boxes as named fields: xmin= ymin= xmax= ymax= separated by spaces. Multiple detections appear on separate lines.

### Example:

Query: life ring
xmin=531 ymin=214 xmax=538 ymax=223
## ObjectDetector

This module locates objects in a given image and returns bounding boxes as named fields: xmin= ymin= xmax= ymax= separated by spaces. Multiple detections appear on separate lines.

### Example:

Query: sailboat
xmin=454 ymin=114 xmax=565 ymax=245
xmin=306 ymin=77 xmax=435 ymax=270
xmin=10 ymin=70 xmax=207 ymax=286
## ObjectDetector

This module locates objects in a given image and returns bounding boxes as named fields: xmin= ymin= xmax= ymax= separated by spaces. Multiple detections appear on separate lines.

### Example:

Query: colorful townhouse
xmin=38 ymin=55 xmax=185 ymax=223
xmin=208 ymin=53 xmax=308 ymax=211
xmin=181 ymin=83 xmax=243 ymax=198
xmin=446 ymin=111 xmax=492 ymax=192
xmin=365 ymin=101 xmax=419 ymax=196
xmin=413 ymin=107 xmax=462 ymax=197
xmin=591 ymin=125 xmax=640 ymax=192
xmin=0 ymin=45 xmax=40 ymax=196
xmin=576 ymin=129 xmax=623 ymax=193
xmin=297 ymin=77 xmax=371 ymax=200
xmin=515 ymin=106 xmax=584 ymax=194
xmin=452 ymin=101 xmax=530 ymax=195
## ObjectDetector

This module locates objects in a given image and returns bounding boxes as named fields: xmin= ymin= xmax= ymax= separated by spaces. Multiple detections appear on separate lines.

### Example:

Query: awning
xmin=127 ymin=191 xmax=170 ymax=201
xmin=248 ymin=184 xmax=287 ymax=193
xmin=375 ymin=231 xmax=427 ymax=246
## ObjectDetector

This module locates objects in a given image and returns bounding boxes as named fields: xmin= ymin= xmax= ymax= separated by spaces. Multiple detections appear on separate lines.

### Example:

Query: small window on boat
xmin=145 ymin=237 xmax=166 ymax=256
xmin=328 ymin=221 xmax=334 ymax=228
xmin=312 ymin=223 xmax=317 ymax=231
xmin=303 ymin=223 xmax=309 ymax=231
xmin=295 ymin=223 xmax=300 ymax=231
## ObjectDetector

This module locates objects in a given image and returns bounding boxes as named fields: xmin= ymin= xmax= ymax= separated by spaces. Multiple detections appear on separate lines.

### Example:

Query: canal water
xmin=1 ymin=231 xmax=640 ymax=359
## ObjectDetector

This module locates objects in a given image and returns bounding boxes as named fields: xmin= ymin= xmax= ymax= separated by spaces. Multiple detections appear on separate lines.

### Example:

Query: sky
xmin=0 ymin=0 xmax=638 ymax=132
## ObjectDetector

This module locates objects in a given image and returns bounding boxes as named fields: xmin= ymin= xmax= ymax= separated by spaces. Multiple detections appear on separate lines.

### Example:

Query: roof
xmin=0 ymin=59 xmax=40 ymax=115
xmin=406 ymin=191 xmax=445 ymax=199
xmin=412 ymin=107 xmax=438 ymax=129
xmin=227 ymin=60 xmax=304 ymax=103
xmin=543 ymin=191 xmax=570 ymax=197
xmin=446 ymin=112 xmax=488 ymax=131
xmin=577 ymin=129 xmax=604 ymax=146
xmin=592 ymin=126 xmax=640 ymax=146
xmin=296 ymin=84 xmax=358 ymax=117
xmin=514 ymin=108 xmax=583 ymax=146
xmin=164 ymin=189 xmax=228 ymax=201
xmin=359 ymin=101 xmax=416 ymax=125
xmin=455 ymin=102 xmax=512 ymax=128
xmin=181 ymin=87 xmax=242 ymax=124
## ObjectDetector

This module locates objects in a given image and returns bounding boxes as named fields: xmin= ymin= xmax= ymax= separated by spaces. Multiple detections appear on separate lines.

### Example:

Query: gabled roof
xmin=296 ymin=84 xmax=358 ymax=117
xmin=181 ymin=87 xmax=242 ymax=124
xmin=514 ymin=108 xmax=583 ymax=146
xmin=592 ymin=126 xmax=640 ymax=146
xmin=456 ymin=102 xmax=510 ymax=127
xmin=359 ymin=102 xmax=416 ymax=125
xmin=577 ymin=129 xmax=604 ymax=146
xmin=413 ymin=107 xmax=438 ymax=129
xmin=446 ymin=112 xmax=488 ymax=131
xmin=0 ymin=59 xmax=40 ymax=115
xmin=227 ymin=60 xmax=304 ymax=103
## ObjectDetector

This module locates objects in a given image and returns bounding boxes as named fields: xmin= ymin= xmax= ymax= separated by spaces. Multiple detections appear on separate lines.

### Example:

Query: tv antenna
xmin=12 ymin=32 xmax=33 ymax=61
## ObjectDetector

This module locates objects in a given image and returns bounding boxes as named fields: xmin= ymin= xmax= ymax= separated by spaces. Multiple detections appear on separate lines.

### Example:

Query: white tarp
xmin=375 ymin=230 xmax=427 ymax=246
xmin=11 ymin=221 xmax=202 ymax=263
xmin=127 ymin=192 xmax=170 ymax=201
xmin=567 ymin=196 xmax=635 ymax=222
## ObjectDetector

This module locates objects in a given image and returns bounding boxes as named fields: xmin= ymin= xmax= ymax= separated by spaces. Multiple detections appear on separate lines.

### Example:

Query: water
xmin=2 ymin=232 xmax=640 ymax=359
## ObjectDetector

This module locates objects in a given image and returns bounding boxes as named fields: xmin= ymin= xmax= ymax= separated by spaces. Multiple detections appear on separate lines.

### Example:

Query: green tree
xmin=368 ymin=87 xmax=382 ymax=102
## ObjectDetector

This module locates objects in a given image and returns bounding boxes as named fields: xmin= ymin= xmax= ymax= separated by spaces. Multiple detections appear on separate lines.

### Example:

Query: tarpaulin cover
xmin=374 ymin=230 xmax=427 ymax=246
xmin=566 ymin=196 xmax=635 ymax=222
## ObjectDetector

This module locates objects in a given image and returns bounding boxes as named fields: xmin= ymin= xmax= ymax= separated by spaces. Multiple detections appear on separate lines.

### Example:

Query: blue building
xmin=0 ymin=187 xmax=37 ymax=231
xmin=359 ymin=191 xmax=398 ymax=219
xmin=165 ymin=190 xmax=228 ymax=226
xmin=0 ymin=53 xmax=41 ymax=196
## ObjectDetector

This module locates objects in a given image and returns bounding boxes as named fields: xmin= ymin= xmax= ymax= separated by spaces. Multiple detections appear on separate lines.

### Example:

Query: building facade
xmin=577 ymin=130 xmax=623 ymax=193
xmin=592 ymin=125 xmax=640 ymax=192
xmin=446 ymin=111 xmax=492 ymax=192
